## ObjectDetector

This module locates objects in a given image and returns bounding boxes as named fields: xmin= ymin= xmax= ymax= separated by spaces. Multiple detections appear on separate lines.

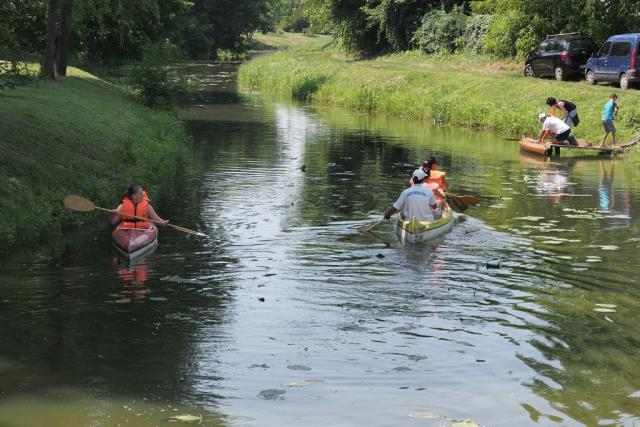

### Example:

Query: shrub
xmin=0 ymin=61 xmax=37 ymax=90
xmin=464 ymin=14 xmax=493 ymax=54
xmin=132 ymin=42 xmax=184 ymax=108
xmin=411 ymin=8 xmax=467 ymax=55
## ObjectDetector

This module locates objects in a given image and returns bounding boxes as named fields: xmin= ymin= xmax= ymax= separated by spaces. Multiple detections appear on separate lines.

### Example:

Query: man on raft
xmin=110 ymin=185 xmax=169 ymax=228
xmin=385 ymin=169 xmax=441 ymax=221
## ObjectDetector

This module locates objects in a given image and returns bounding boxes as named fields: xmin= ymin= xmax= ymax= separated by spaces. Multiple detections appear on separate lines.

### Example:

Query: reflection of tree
xmin=519 ymin=296 xmax=640 ymax=424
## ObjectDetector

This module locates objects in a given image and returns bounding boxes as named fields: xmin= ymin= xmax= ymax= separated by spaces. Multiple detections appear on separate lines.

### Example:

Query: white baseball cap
xmin=412 ymin=169 xmax=427 ymax=180
xmin=538 ymin=113 xmax=547 ymax=120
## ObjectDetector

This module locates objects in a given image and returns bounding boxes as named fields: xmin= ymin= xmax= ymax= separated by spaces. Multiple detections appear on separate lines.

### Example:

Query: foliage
xmin=464 ymin=14 xmax=492 ymax=54
xmin=1 ymin=0 xmax=269 ymax=64
xmin=0 ymin=61 xmax=39 ymax=90
xmin=411 ymin=8 xmax=467 ymax=54
xmin=132 ymin=42 xmax=185 ymax=108
xmin=303 ymin=0 xmax=333 ymax=34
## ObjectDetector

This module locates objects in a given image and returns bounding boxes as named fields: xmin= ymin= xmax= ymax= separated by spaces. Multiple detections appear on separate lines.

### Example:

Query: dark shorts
xmin=602 ymin=118 xmax=616 ymax=133
xmin=555 ymin=129 xmax=571 ymax=142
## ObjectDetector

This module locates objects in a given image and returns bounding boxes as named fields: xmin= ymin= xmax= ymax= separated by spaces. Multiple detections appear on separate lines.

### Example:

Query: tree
xmin=42 ymin=0 xmax=58 ymax=78
xmin=55 ymin=0 xmax=72 ymax=76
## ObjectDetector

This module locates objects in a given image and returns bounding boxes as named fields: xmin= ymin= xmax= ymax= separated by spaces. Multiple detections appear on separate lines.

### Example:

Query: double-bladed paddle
xmin=63 ymin=195 xmax=206 ymax=237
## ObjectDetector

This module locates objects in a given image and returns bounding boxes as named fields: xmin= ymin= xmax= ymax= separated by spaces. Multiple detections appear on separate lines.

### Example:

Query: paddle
xmin=63 ymin=195 xmax=206 ymax=237
xmin=358 ymin=218 xmax=387 ymax=233
xmin=443 ymin=192 xmax=480 ymax=212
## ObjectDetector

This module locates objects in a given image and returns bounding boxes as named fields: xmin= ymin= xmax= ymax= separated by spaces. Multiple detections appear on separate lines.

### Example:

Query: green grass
xmin=238 ymin=46 xmax=640 ymax=153
xmin=0 ymin=67 xmax=186 ymax=248
xmin=250 ymin=32 xmax=334 ymax=51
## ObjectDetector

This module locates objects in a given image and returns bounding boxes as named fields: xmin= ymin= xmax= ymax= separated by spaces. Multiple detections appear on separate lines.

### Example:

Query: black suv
xmin=524 ymin=33 xmax=597 ymax=81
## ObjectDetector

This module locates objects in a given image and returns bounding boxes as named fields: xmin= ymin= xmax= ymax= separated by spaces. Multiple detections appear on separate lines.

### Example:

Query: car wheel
xmin=554 ymin=66 xmax=565 ymax=81
xmin=620 ymin=73 xmax=630 ymax=90
xmin=524 ymin=64 xmax=534 ymax=77
xmin=586 ymin=70 xmax=597 ymax=85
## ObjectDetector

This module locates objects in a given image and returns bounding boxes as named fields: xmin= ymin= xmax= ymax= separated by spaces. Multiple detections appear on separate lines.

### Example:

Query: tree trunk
xmin=55 ymin=0 xmax=73 ymax=76
xmin=43 ymin=0 xmax=59 ymax=78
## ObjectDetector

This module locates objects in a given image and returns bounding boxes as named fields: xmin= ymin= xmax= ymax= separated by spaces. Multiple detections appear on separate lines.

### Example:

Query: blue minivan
xmin=585 ymin=34 xmax=640 ymax=89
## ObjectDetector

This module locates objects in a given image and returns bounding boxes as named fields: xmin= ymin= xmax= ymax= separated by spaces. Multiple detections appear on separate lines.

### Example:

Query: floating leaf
xmin=258 ymin=389 xmax=286 ymax=400
xmin=407 ymin=412 xmax=439 ymax=419
xmin=168 ymin=414 xmax=202 ymax=423
xmin=281 ymin=380 xmax=322 ymax=387
xmin=452 ymin=419 xmax=480 ymax=427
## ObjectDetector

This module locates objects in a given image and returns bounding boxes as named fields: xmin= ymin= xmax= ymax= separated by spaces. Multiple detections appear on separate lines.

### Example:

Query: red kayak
xmin=112 ymin=224 xmax=158 ymax=259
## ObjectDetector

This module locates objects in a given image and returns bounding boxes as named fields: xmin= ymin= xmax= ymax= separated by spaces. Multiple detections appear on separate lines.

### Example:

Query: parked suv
xmin=524 ymin=33 xmax=597 ymax=81
xmin=585 ymin=34 xmax=640 ymax=89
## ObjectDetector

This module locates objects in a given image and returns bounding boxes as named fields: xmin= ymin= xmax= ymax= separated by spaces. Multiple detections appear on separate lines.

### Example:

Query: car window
xmin=611 ymin=41 xmax=631 ymax=57
xmin=599 ymin=42 xmax=611 ymax=56
xmin=538 ymin=41 xmax=550 ymax=52
xmin=569 ymin=38 xmax=595 ymax=51
xmin=546 ymin=41 xmax=559 ymax=52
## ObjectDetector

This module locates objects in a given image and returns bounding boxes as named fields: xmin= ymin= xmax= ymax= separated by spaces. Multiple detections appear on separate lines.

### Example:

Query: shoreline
xmin=238 ymin=38 xmax=640 ymax=155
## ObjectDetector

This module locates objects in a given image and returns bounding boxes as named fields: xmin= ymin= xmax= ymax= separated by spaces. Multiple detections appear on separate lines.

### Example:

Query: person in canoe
xmin=423 ymin=156 xmax=448 ymax=192
xmin=546 ymin=97 xmax=580 ymax=128
xmin=538 ymin=113 xmax=573 ymax=146
xmin=385 ymin=169 xmax=441 ymax=221
xmin=110 ymin=185 xmax=169 ymax=228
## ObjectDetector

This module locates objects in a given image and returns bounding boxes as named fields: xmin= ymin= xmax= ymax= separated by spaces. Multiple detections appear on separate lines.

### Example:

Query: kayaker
xmin=110 ymin=185 xmax=169 ymax=228
xmin=423 ymin=156 xmax=448 ymax=192
xmin=546 ymin=97 xmax=580 ymax=128
xmin=538 ymin=113 xmax=572 ymax=145
xmin=385 ymin=169 xmax=441 ymax=221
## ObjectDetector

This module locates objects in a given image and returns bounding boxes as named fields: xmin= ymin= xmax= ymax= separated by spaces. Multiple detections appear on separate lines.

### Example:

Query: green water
xmin=0 ymin=62 xmax=639 ymax=426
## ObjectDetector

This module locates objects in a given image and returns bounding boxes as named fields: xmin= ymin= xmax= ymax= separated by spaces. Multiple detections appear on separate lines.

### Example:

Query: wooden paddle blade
xmin=456 ymin=195 xmax=480 ymax=206
xmin=169 ymin=224 xmax=207 ymax=237
xmin=358 ymin=219 xmax=386 ymax=233
xmin=63 ymin=195 xmax=96 ymax=212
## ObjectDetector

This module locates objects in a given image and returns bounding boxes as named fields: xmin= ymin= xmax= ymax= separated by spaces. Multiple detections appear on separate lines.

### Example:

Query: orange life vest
xmin=118 ymin=193 xmax=150 ymax=229
xmin=428 ymin=170 xmax=446 ymax=189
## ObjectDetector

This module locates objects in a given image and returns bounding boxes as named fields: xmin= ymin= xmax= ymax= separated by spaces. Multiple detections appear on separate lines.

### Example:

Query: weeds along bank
xmin=0 ymin=67 xmax=186 ymax=249
xmin=238 ymin=48 xmax=640 ymax=152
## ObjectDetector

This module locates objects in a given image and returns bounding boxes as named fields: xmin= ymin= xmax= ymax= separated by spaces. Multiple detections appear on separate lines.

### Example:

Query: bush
xmin=411 ymin=8 xmax=467 ymax=55
xmin=132 ymin=42 xmax=184 ymax=108
xmin=0 ymin=61 xmax=37 ymax=90
xmin=465 ymin=14 xmax=493 ymax=54
xmin=482 ymin=12 xmax=547 ymax=60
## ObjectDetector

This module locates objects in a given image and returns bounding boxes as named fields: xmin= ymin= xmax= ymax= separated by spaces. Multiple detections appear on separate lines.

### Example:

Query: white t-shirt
xmin=393 ymin=184 xmax=437 ymax=221
xmin=542 ymin=116 xmax=570 ymax=135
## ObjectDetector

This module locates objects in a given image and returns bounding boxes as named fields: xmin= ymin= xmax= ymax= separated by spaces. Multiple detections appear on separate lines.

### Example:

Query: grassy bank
xmin=239 ymin=40 xmax=640 ymax=149
xmin=0 ymin=67 xmax=186 ymax=248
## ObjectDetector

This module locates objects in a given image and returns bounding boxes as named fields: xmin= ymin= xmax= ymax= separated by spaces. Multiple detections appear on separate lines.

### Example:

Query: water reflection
xmin=1 ymin=62 xmax=640 ymax=426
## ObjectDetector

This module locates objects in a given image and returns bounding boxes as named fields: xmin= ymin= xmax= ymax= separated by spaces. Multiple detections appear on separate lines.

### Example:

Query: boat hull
xmin=112 ymin=225 xmax=158 ymax=259
xmin=519 ymin=137 xmax=637 ymax=157
xmin=394 ymin=203 xmax=454 ymax=243
xmin=519 ymin=138 xmax=549 ymax=156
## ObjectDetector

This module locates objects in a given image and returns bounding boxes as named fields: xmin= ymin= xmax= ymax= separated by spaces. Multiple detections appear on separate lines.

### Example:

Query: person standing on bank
xmin=546 ymin=97 xmax=580 ymax=128
xmin=385 ymin=169 xmax=440 ymax=221
xmin=600 ymin=93 xmax=619 ymax=148
xmin=538 ymin=113 xmax=572 ymax=145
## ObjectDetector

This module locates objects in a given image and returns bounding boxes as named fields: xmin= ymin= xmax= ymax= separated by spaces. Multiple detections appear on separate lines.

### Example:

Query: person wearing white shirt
xmin=538 ymin=113 xmax=571 ymax=144
xmin=385 ymin=169 xmax=439 ymax=221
